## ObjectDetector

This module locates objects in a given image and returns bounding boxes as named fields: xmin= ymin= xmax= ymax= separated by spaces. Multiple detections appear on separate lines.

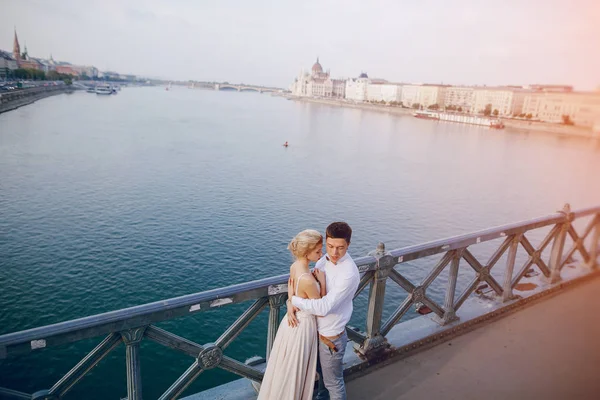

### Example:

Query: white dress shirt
xmin=291 ymin=252 xmax=360 ymax=337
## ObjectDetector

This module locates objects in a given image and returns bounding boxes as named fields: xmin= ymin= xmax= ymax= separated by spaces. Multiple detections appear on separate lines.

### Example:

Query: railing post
xmin=356 ymin=243 xmax=394 ymax=357
xmin=121 ymin=327 xmax=146 ymax=400
xmin=549 ymin=204 xmax=571 ymax=284
xmin=437 ymin=249 xmax=462 ymax=324
xmin=590 ymin=214 xmax=600 ymax=269
xmin=503 ymin=234 xmax=521 ymax=302
xmin=266 ymin=294 xmax=286 ymax=361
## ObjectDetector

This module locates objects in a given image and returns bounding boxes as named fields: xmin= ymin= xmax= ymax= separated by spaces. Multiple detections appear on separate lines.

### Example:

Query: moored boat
xmin=414 ymin=111 xmax=505 ymax=129
xmin=95 ymin=84 xmax=112 ymax=95
xmin=413 ymin=110 xmax=440 ymax=120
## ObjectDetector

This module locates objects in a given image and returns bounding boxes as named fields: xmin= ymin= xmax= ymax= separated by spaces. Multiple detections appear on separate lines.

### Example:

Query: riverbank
xmin=282 ymin=95 xmax=600 ymax=139
xmin=0 ymin=85 xmax=74 ymax=114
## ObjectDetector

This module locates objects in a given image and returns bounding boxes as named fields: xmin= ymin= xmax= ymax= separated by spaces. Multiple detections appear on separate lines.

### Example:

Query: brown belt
xmin=319 ymin=333 xmax=342 ymax=353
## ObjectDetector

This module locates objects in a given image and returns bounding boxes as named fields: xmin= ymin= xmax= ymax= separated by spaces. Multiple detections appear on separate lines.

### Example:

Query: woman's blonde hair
xmin=288 ymin=229 xmax=323 ymax=259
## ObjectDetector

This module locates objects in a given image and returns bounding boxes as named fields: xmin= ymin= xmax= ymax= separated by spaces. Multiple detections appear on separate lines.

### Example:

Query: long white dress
xmin=257 ymin=273 xmax=319 ymax=400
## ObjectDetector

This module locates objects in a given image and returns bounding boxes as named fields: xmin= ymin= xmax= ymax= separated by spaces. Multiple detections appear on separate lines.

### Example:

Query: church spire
xmin=13 ymin=27 xmax=21 ymax=61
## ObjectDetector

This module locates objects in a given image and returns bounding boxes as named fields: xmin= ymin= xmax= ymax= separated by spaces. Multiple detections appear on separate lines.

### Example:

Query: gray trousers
xmin=314 ymin=331 xmax=348 ymax=400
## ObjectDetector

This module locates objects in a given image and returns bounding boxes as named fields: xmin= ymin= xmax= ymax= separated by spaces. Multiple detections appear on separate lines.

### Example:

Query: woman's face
xmin=306 ymin=242 xmax=323 ymax=262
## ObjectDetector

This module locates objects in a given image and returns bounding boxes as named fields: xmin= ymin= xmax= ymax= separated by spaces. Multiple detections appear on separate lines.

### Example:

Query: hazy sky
xmin=2 ymin=0 xmax=599 ymax=90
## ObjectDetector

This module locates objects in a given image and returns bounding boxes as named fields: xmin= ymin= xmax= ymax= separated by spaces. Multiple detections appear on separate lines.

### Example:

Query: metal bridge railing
xmin=0 ymin=204 xmax=599 ymax=400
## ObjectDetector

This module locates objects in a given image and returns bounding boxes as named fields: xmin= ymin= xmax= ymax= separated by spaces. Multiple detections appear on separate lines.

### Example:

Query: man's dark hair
xmin=326 ymin=222 xmax=352 ymax=244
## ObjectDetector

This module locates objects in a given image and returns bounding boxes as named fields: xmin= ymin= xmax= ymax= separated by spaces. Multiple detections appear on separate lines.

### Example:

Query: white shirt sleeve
xmin=292 ymin=272 xmax=357 ymax=316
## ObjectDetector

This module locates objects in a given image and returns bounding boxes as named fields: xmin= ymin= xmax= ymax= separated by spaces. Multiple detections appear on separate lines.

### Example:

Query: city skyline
xmin=2 ymin=0 xmax=599 ymax=90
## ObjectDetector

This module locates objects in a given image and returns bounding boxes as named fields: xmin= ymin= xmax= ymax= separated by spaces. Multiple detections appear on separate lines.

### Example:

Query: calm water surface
xmin=1 ymin=87 xmax=599 ymax=398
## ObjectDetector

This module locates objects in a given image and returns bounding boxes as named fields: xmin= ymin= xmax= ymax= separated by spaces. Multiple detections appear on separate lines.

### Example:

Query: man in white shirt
xmin=290 ymin=222 xmax=360 ymax=400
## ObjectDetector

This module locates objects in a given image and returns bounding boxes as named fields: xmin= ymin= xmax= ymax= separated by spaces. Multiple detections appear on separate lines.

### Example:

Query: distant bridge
xmin=214 ymin=83 xmax=281 ymax=93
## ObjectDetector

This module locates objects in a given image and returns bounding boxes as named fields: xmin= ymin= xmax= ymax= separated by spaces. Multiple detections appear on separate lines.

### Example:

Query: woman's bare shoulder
xmin=297 ymin=272 xmax=318 ymax=287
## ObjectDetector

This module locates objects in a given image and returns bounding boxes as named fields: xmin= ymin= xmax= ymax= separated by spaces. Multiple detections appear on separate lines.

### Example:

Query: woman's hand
xmin=288 ymin=276 xmax=294 ymax=299
xmin=314 ymin=269 xmax=326 ymax=286
xmin=286 ymin=299 xmax=299 ymax=327
xmin=286 ymin=277 xmax=299 ymax=327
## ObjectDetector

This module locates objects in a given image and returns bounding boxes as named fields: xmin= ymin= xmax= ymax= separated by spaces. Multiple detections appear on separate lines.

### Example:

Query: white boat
xmin=95 ymin=84 xmax=112 ymax=95
xmin=86 ymin=86 xmax=96 ymax=93
xmin=414 ymin=110 xmax=504 ymax=129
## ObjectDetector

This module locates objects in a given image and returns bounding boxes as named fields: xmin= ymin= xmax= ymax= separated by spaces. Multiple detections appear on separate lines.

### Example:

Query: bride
xmin=258 ymin=229 xmax=326 ymax=400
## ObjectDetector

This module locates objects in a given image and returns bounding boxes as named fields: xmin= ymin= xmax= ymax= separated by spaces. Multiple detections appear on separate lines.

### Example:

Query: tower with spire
xmin=13 ymin=27 xmax=21 ymax=63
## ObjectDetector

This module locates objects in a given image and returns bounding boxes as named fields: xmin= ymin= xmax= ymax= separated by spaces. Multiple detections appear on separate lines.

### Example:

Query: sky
xmin=1 ymin=0 xmax=599 ymax=90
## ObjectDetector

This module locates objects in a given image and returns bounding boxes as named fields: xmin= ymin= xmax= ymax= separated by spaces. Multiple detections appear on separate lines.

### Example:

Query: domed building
xmin=345 ymin=72 xmax=372 ymax=102
xmin=289 ymin=58 xmax=346 ymax=99
xmin=312 ymin=58 xmax=324 ymax=75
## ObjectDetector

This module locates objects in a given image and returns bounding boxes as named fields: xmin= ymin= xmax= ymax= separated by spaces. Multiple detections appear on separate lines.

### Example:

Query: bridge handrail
xmin=1 ymin=204 xmax=598 ymax=400
xmin=0 ymin=208 xmax=583 ymax=350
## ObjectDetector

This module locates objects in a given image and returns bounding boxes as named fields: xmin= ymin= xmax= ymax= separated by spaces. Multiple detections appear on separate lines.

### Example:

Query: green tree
xmin=428 ymin=104 xmax=440 ymax=110
xmin=526 ymin=113 xmax=533 ymax=119
xmin=33 ymin=69 xmax=46 ymax=81
xmin=46 ymin=70 xmax=73 ymax=84
xmin=483 ymin=104 xmax=492 ymax=116
xmin=457 ymin=106 xmax=463 ymax=112
xmin=14 ymin=68 xmax=44 ymax=80
xmin=412 ymin=103 xmax=421 ymax=109
xmin=13 ymin=68 xmax=29 ymax=79
xmin=493 ymin=109 xmax=499 ymax=116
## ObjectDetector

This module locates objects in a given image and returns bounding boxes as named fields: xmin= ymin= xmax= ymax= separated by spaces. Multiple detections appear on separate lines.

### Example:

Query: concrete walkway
xmin=347 ymin=276 xmax=600 ymax=400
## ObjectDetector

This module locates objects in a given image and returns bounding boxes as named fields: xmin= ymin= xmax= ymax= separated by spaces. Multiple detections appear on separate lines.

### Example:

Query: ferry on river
xmin=414 ymin=110 xmax=505 ymax=129
xmin=95 ymin=84 xmax=113 ymax=95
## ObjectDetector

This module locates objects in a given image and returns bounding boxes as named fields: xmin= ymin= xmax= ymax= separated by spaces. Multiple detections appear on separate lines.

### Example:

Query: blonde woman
xmin=258 ymin=229 xmax=326 ymax=400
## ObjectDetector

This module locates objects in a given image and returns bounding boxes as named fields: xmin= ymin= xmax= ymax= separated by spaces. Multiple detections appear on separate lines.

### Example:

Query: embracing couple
xmin=258 ymin=222 xmax=360 ymax=400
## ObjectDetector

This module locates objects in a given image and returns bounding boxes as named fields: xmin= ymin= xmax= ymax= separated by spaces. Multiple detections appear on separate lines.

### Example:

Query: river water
xmin=1 ymin=87 xmax=599 ymax=398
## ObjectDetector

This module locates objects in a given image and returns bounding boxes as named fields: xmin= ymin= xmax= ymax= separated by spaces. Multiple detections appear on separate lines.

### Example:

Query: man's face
xmin=326 ymin=237 xmax=349 ymax=264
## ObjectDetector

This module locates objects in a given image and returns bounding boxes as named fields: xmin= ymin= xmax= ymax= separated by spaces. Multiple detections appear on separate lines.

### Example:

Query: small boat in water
xmin=86 ymin=86 xmax=96 ymax=93
xmin=95 ymin=84 xmax=113 ymax=95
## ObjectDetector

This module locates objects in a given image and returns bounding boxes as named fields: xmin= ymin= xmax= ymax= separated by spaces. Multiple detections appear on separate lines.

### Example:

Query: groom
xmin=289 ymin=222 xmax=360 ymax=400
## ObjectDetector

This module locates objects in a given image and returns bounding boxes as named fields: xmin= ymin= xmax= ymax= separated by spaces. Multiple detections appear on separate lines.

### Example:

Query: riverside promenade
xmin=0 ymin=85 xmax=72 ymax=114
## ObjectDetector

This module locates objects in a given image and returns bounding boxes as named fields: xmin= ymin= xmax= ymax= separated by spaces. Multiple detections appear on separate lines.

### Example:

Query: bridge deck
xmin=347 ymin=275 xmax=600 ymax=400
